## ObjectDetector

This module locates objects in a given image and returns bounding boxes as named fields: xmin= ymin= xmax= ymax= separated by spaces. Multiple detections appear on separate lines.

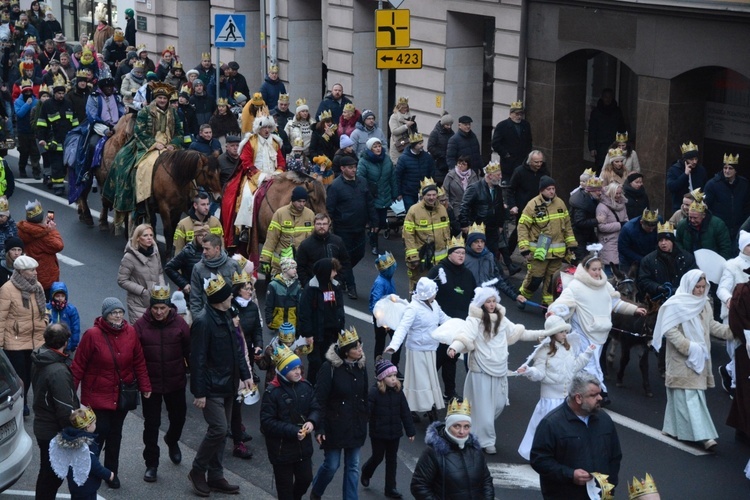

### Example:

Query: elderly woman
xmin=442 ymin=155 xmax=479 ymax=217
xmin=410 ymin=397 xmax=493 ymax=499
xmin=117 ymin=224 xmax=165 ymax=323
xmin=596 ymin=182 xmax=628 ymax=277
xmin=653 ymin=270 xmax=733 ymax=451
xmin=0 ymin=255 xmax=48 ymax=416
xmin=71 ymin=297 xmax=152 ymax=488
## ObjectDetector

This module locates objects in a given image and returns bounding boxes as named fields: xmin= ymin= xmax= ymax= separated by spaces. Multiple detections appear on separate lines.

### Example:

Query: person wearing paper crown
xmin=569 ymin=176 xmax=603 ymax=262
xmin=548 ymin=245 xmax=647 ymax=406
xmin=666 ymin=140 xmax=707 ymax=212
xmin=628 ymin=473 xmax=660 ymax=500
xmin=637 ymin=220 xmax=696 ymax=303
xmin=259 ymin=186 xmax=315 ymax=276
xmin=309 ymin=326 xmax=368 ymax=500
xmin=260 ymin=343 xmax=321 ymax=500
xmin=459 ymin=160 xmax=507 ymax=262
xmin=600 ymin=147 xmax=629 ymax=186
xmin=410 ymin=397 xmax=493 ymax=499
xmin=617 ymin=207 xmax=662 ymax=273
xmin=264 ymin=249 xmax=303 ymax=334
xmin=675 ymin=188 xmax=732 ymax=259
xmin=703 ymin=152 xmax=749 ymax=242
xmin=395 ymin=131 xmax=435 ymax=212
xmin=256 ymin=322 xmax=313 ymax=386
xmin=491 ymin=100 xmax=533 ymax=180
xmin=370 ymin=251 xmax=401 ymax=367
xmin=595 ymin=181 xmax=628 ymax=278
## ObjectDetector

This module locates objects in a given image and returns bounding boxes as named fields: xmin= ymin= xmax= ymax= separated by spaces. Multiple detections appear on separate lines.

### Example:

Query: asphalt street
xmin=2 ymin=152 xmax=749 ymax=499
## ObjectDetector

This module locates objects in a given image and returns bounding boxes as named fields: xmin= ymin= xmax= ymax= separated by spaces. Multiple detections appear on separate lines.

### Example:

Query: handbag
xmin=394 ymin=133 xmax=409 ymax=153
xmin=102 ymin=332 xmax=140 ymax=411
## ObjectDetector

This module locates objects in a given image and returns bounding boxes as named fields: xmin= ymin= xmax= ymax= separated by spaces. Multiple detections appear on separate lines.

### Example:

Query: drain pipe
xmin=517 ymin=0 xmax=530 ymax=100
xmin=269 ymin=0 xmax=278 ymax=65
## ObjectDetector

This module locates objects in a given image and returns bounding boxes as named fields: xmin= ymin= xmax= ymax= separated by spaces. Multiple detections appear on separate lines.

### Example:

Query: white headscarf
xmin=652 ymin=269 xmax=708 ymax=355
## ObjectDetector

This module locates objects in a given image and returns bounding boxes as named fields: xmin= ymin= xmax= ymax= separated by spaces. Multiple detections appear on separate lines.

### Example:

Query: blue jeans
xmin=311 ymin=447 xmax=361 ymax=499
xmin=3 ymin=100 xmax=12 ymax=137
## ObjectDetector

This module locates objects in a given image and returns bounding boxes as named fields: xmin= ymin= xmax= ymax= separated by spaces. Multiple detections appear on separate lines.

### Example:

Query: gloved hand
xmin=406 ymin=260 xmax=419 ymax=270
xmin=260 ymin=262 xmax=272 ymax=276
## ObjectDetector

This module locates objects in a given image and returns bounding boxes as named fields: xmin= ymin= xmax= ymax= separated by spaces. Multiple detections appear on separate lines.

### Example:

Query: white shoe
xmin=483 ymin=446 xmax=496 ymax=455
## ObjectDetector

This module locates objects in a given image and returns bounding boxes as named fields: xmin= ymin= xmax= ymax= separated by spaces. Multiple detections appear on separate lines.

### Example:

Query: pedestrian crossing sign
xmin=214 ymin=14 xmax=246 ymax=48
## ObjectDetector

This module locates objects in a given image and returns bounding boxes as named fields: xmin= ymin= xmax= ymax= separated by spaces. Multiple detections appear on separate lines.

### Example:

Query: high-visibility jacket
xmin=517 ymin=194 xmax=577 ymax=259
xmin=173 ymin=213 xmax=224 ymax=254
xmin=260 ymin=203 xmax=315 ymax=273
xmin=403 ymin=201 xmax=451 ymax=266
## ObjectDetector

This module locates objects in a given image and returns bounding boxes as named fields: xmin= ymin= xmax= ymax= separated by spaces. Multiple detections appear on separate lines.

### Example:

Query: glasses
xmin=108 ymin=310 xmax=125 ymax=316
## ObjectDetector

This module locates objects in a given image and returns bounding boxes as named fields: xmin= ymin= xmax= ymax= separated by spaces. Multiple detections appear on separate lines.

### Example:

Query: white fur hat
xmin=253 ymin=115 xmax=276 ymax=134
xmin=414 ymin=277 xmax=438 ymax=301
xmin=470 ymin=285 xmax=500 ymax=309
xmin=171 ymin=291 xmax=188 ymax=314
xmin=544 ymin=315 xmax=571 ymax=335
xmin=739 ymin=230 xmax=750 ymax=252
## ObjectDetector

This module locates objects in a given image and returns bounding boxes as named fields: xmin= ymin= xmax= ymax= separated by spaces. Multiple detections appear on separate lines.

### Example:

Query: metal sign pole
xmin=377 ymin=1 xmax=384 ymax=133
xmin=215 ymin=46 xmax=220 ymax=106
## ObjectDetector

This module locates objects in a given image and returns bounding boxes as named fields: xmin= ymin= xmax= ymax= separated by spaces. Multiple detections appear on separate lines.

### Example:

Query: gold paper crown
xmin=150 ymin=284 xmax=171 ymax=301
xmin=397 ymin=96 xmax=409 ymax=105
xmin=337 ymin=326 xmax=359 ymax=348
xmin=0 ymin=196 xmax=8 ymax=212
xmin=689 ymin=200 xmax=706 ymax=213
xmin=52 ymin=73 xmax=67 ymax=88
xmin=420 ymin=177 xmax=436 ymax=192
xmin=277 ymin=328 xmax=296 ymax=345
xmin=201 ymin=52 xmax=211 ymax=61
xmin=38 ymin=84 xmax=49 ymax=95
xmin=657 ymin=221 xmax=675 ymax=235
xmin=203 ymin=273 xmax=227 ymax=296
xmin=615 ymin=131 xmax=628 ymax=143
xmin=484 ymin=161 xmax=501 ymax=174
xmin=292 ymin=137 xmax=305 ymax=149
xmin=343 ymin=103 xmax=355 ymax=112
xmin=217 ymin=97 xmax=229 ymax=106
xmin=70 ymin=406 xmax=96 ymax=429
xmin=170 ymin=92 xmax=178 ymax=101
xmin=318 ymin=109 xmax=332 ymax=121
xmin=375 ymin=251 xmax=396 ymax=271
xmin=232 ymin=270 xmax=252 ymax=286
xmin=724 ymin=153 xmax=739 ymax=165
xmin=295 ymin=97 xmax=307 ymax=107
xmin=408 ymin=132 xmax=423 ymax=143
xmin=165 ymin=45 xmax=175 ymax=54
xmin=690 ymin=187 xmax=704 ymax=204
xmin=607 ymin=148 xmax=624 ymax=158
xmin=446 ymin=397 xmax=471 ymax=418
xmin=150 ymin=82 xmax=175 ymax=98
xmin=628 ymin=473 xmax=658 ymax=500
xmin=25 ymin=200 xmax=42 ymax=219
xmin=510 ymin=100 xmax=524 ymax=111
xmin=26 ymin=36 xmax=36 ymax=44
xmin=582 ymin=167 xmax=596 ymax=177
xmin=469 ymin=222 xmax=486 ymax=235
xmin=180 ymin=84 xmax=190 ymax=94
xmin=437 ymin=186 xmax=446 ymax=199
xmin=172 ymin=61 xmax=183 ymax=69
xmin=449 ymin=234 xmax=465 ymax=249
xmin=269 ymin=64 xmax=279 ymax=73
xmin=132 ymin=60 xmax=145 ymax=69
xmin=641 ymin=208 xmax=659 ymax=223
xmin=591 ymin=472 xmax=615 ymax=500
xmin=135 ymin=44 xmax=147 ymax=52
xmin=585 ymin=177 xmax=604 ymax=189
xmin=680 ymin=141 xmax=699 ymax=155
xmin=75 ymin=69 xmax=89 ymax=79
xmin=278 ymin=93 xmax=290 ymax=103
xmin=271 ymin=344 xmax=297 ymax=368
xmin=19 ymin=79 xmax=32 ymax=89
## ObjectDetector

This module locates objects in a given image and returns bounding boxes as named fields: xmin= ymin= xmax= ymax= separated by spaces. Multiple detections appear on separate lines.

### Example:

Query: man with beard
xmin=460 ymin=161 xmax=508 ymax=264
xmin=531 ymin=375 xmax=622 ymax=499
xmin=174 ymin=191 xmax=224 ymax=255
xmin=492 ymin=101 xmax=533 ymax=181
xmin=36 ymin=83 xmax=79 ymax=195
xmin=295 ymin=213 xmax=351 ymax=288
xmin=675 ymin=194 xmax=731 ymax=259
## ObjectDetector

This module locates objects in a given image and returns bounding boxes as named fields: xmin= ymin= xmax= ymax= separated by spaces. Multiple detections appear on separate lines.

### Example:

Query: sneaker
xmin=483 ymin=446 xmax=497 ymax=455
xmin=232 ymin=442 xmax=253 ymax=459
xmin=719 ymin=365 xmax=732 ymax=397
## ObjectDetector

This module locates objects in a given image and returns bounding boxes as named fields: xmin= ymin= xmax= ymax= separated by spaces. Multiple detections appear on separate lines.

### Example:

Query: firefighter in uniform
xmin=259 ymin=186 xmax=315 ymax=276
xmin=173 ymin=191 xmax=224 ymax=254
xmin=36 ymin=82 xmax=79 ymax=196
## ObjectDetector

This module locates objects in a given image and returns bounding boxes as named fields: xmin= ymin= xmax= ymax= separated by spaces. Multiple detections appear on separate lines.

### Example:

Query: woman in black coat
xmin=623 ymin=172 xmax=650 ymax=221
xmin=310 ymin=330 xmax=369 ymax=499
xmin=411 ymin=400 xmax=494 ymax=500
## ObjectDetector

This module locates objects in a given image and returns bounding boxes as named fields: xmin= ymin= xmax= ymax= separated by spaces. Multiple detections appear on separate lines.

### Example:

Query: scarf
xmin=129 ymin=72 xmax=144 ymax=85
xmin=204 ymin=250 xmax=228 ymax=269
xmin=365 ymin=149 xmax=384 ymax=163
xmin=138 ymin=245 xmax=155 ymax=257
xmin=235 ymin=296 xmax=251 ymax=307
xmin=10 ymin=270 xmax=47 ymax=313
xmin=455 ymin=166 xmax=472 ymax=190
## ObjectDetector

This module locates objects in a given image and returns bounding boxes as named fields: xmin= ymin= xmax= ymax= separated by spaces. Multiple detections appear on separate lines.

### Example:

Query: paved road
xmin=2 ymin=154 xmax=749 ymax=499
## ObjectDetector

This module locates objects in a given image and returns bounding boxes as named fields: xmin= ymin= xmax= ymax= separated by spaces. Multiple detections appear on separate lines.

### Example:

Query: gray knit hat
xmin=101 ymin=297 xmax=125 ymax=317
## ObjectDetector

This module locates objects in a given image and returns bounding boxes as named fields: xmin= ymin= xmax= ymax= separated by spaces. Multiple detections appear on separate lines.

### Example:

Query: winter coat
xmin=403 ymin=201 xmax=451 ymax=267
xmin=0 ymin=159 xmax=13 ymax=198
xmin=120 ymin=72 xmax=143 ymax=104
xmin=637 ymin=247 xmax=696 ymax=301
xmin=663 ymin=303 xmax=732 ymax=390
xmin=464 ymin=249 xmax=519 ymax=301
xmin=338 ymin=109 xmax=361 ymax=138
xmin=569 ymin=189 xmax=599 ymax=255
xmin=14 ymin=93 xmax=38 ymax=134
xmin=117 ymin=242 xmax=165 ymax=324
xmin=0 ymin=218 xmax=18 ymax=261
xmin=388 ymin=297 xmax=450 ymax=353
xmin=208 ymin=111 xmax=241 ymax=139
xmin=357 ymin=150 xmax=398 ymax=210
xmin=491 ymin=117 xmax=533 ymax=178
xmin=446 ymin=128 xmax=482 ymax=175
xmin=459 ymin=179 xmax=505 ymax=229
xmin=190 ymin=93 xmax=216 ymax=128
xmin=623 ymin=182 xmax=649 ymax=221
xmin=675 ymin=213 xmax=732 ymax=259
xmin=369 ymin=272 xmax=396 ymax=314
xmin=427 ymin=120 xmax=454 ymax=184
xmin=190 ymin=304 xmax=251 ymax=398
xmin=518 ymin=195 xmax=577 ymax=258
xmin=188 ymin=136 xmax=222 ymax=156
xmin=0 ymin=278 xmax=48 ymax=351
xmin=666 ymin=159 xmax=708 ymax=212
xmin=595 ymin=193 xmax=628 ymax=265
xmin=314 ymin=344 xmax=369 ymax=449
xmin=388 ymin=110 xmax=417 ymax=164
xmin=265 ymin=275 xmax=302 ymax=330
xmin=17 ymin=220 xmax=64 ymax=291
xmin=618 ymin=217 xmax=660 ymax=271
xmin=316 ymin=93 xmax=353 ymax=126
xmin=47 ymin=282 xmax=81 ymax=352
xmin=295 ymin=231 xmax=351 ymax=287
xmin=71 ymin=317 xmax=152 ymax=411
xmin=31 ymin=345 xmax=79 ymax=441
xmin=524 ymin=342 xmax=594 ymax=399
xmin=718 ymin=253 xmax=750 ymax=320
xmin=442 ymin=167 xmax=479 ymax=216
xmin=234 ymin=298 xmax=263 ymax=350
xmin=367 ymin=384 xmax=415 ymax=441
xmin=350 ymin=121 xmax=388 ymax=157
xmin=505 ymin=160 xmax=551 ymax=213
xmin=395 ymin=147 xmax=435 ymax=201
xmin=134 ymin=307 xmax=190 ymax=394
xmin=411 ymin=422 xmax=493 ymax=500
xmin=309 ymin=127 xmax=339 ymax=161
xmin=188 ymin=253 xmax=241 ymax=316
xmin=164 ymin=241 xmax=202 ymax=290
xmin=704 ymin=172 xmax=750 ymax=239
xmin=260 ymin=373 xmax=321 ymax=465
xmin=259 ymin=76 xmax=287 ymax=111
xmin=297 ymin=261 xmax=345 ymax=342
xmin=427 ymin=259 xmax=476 ymax=319
xmin=326 ymin=174 xmax=379 ymax=232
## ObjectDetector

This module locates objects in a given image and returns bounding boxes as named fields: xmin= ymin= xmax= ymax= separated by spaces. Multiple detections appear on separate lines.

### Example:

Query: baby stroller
xmin=382 ymin=199 xmax=406 ymax=240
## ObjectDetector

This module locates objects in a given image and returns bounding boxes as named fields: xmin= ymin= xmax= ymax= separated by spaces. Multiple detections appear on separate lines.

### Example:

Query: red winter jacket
xmin=71 ymin=317 xmax=152 ymax=411
xmin=134 ymin=307 xmax=190 ymax=394
xmin=17 ymin=220 xmax=64 ymax=291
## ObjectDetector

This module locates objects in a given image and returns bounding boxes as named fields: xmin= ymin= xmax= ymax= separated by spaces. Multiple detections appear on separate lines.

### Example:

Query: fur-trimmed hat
xmin=544 ymin=315 xmax=571 ymax=335
xmin=470 ymin=285 xmax=500 ymax=309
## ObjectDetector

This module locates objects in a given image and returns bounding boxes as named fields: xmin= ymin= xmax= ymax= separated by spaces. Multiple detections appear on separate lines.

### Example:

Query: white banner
xmin=705 ymin=102 xmax=750 ymax=145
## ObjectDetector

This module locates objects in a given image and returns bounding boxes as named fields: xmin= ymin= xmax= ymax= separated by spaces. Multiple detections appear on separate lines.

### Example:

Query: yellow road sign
xmin=376 ymin=49 xmax=423 ymax=70
xmin=375 ymin=9 xmax=410 ymax=48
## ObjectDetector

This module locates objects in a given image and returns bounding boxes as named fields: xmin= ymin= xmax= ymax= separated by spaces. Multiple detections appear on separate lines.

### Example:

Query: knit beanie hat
xmin=366 ymin=137 xmax=382 ymax=150
xmin=627 ymin=172 xmax=643 ymax=185
xmin=171 ymin=291 xmax=188 ymax=314
xmin=291 ymin=186 xmax=308 ymax=202
xmin=440 ymin=112 xmax=454 ymax=126
xmin=275 ymin=348 xmax=302 ymax=378
xmin=539 ymin=175 xmax=556 ymax=191
xmin=280 ymin=257 xmax=297 ymax=272
xmin=361 ymin=109 xmax=375 ymax=122
xmin=339 ymin=134 xmax=354 ymax=149
xmin=445 ymin=410 xmax=472 ymax=430
xmin=375 ymin=358 xmax=398 ymax=381
xmin=127 ymin=50 xmax=138 ymax=60
xmin=101 ymin=297 xmax=125 ymax=317
xmin=4 ymin=236 xmax=24 ymax=253
xmin=466 ymin=231 xmax=486 ymax=247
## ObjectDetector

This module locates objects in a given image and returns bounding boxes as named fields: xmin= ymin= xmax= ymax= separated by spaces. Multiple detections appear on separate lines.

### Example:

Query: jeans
xmin=142 ymin=389 xmax=187 ymax=467
xmin=35 ymin=438 xmax=64 ymax=500
xmin=362 ymin=437 xmax=400 ymax=491
xmin=93 ymin=408 xmax=129 ymax=473
xmin=311 ymin=447 xmax=361 ymax=499
xmin=272 ymin=458 xmax=313 ymax=500
xmin=192 ymin=396 xmax=233 ymax=481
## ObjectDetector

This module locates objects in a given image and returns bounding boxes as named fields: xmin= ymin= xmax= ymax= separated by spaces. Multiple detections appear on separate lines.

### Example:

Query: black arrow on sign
xmin=381 ymin=55 xmax=394 ymax=62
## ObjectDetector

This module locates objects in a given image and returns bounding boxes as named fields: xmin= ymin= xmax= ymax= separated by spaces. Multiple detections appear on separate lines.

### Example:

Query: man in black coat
xmin=491 ymin=101 xmax=533 ymax=180
xmin=296 ymin=213 xmax=351 ymax=288
xmin=587 ymin=89 xmax=626 ymax=171
xmin=224 ymin=62 xmax=250 ymax=106
xmin=446 ymin=115 xmax=482 ymax=176
xmin=427 ymin=113 xmax=454 ymax=185
xmin=569 ymin=178 xmax=602 ymax=261
xmin=704 ymin=153 xmax=750 ymax=244
xmin=637 ymin=222 xmax=696 ymax=301
xmin=531 ymin=375 xmax=622 ymax=500
xmin=666 ymin=142 xmax=708 ymax=212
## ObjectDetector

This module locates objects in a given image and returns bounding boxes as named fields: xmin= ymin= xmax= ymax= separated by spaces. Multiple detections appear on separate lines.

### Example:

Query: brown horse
xmin=76 ymin=113 xmax=136 ymax=229
xmin=256 ymin=172 xmax=328 ymax=243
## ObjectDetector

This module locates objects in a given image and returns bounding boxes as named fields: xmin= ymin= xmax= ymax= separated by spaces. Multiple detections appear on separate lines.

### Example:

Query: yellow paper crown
xmin=51 ymin=74 xmax=67 ymax=89
xmin=0 ymin=196 xmax=8 ymax=213
xmin=170 ymin=92 xmax=178 ymax=101
xmin=292 ymin=137 xmax=305 ymax=149
xmin=26 ymin=36 xmax=37 ymax=45
xmin=690 ymin=187 xmax=704 ymax=204
xmin=680 ymin=141 xmax=699 ymax=155
xmin=269 ymin=64 xmax=279 ymax=73
xmin=397 ymin=96 xmax=409 ymax=105
xmin=582 ymin=167 xmax=596 ymax=178
xmin=343 ymin=103 xmax=355 ymax=112
xmin=657 ymin=221 xmax=675 ymax=235
xmin=615 ymin=131 xmax=628 ymax=143
xmin=628 ymin=473 xmax=658 ymax=500
xmin=217 ymin=97 xmax=229 ymax=106
xmin=469 ymin=222 xmax=486 ymax=235
xmin=295 ymin=97 xmax=307 ymax=107
xmin=591 ymin=472 xmax=615 ymax=500
xmin=203 ymin=273 xmax=227 ymax=296
xmin=165 ymin=45 xmax=176 ymax=54
xmin=180 ymin=84 xmax=190 ymax=95
xmin=375 ymin=251 xmax=396 ymax=271
xmin=19 ymin=79 xmax=32 ymax=89
xmin=25 ymin=199 xmax=42 ymax=219
xmin=232 ymin=270 xmax=252 ymax=286
xmin=420 ymin=177 xmax=436 ymax=192
xmin=132 ymin=60 xmax=145 ymax=69
xmin=724 ymin=153 xmax=739 ymax=165
xmin=408 ymin=132 xmax=423 ymax=143
xmin=201 ymin=52 xmax=211 ymax=61
xmin=447 ymin=397 xmax=471 ymax=418
xmin=689 ymin=200 xmax=706 ymax=213
xmin=38 ymin=84 xmax=49 ymax=95
xmin=607 ymin=148 xmax=624 ymax=158
xmin=585 ymin=177 xmax=604 ymax=189
xmin=76 ymin=69 xmax=89 ymax=79
xmin=510 ymin=100 xmax=524 ymax=111
xmin=172 ymin=61 xmax=183 ymax=69
xmin=250 ymin=92 xmax=265 ymax=106
xmin=437 ymin=186 xmax=446 ymax=199
xmin=318 ymin=109 xmax=332 ymax=121
xmin=70 ymin=406 xmax=96 ymax=429
xmin=484 ymin=161 xmax=501 ymax=174
xmin=271 ymin=344 xmax=299 ymax=370
xmin=338 ymin=326 xmax=359 ymax=348
xmin=449 ymin=234 xmax=466 ymax=249
xmin=641 ymin=208 xmax=659 ymax=223
xmin=150 ymin=284 xmax=171 ymax=301
xmin=150 ymin=82 xmax=174 ymax=98
xmin=278 ymin=93 xmax=290 ymax=103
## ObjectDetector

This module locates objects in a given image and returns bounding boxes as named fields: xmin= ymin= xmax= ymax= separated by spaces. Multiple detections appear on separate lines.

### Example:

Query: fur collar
xmin=324 ymin=342 xmax=366 ymax=369
xmin=424 ymin=421 xmax=480 ymax=455
xmin=468 ymin=304 xmax=503 ymax=323
xmin=573 ymin=264 xmax=608 ymax=289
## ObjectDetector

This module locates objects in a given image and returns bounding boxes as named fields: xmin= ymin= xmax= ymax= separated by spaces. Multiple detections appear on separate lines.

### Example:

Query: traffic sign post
xmin=375 ymin=9 xmax=410 ymax=48
xmin=376 ymin=48 xmax=423 ymax=70
xmin=214 ymin=14 xmax=247 ymax=48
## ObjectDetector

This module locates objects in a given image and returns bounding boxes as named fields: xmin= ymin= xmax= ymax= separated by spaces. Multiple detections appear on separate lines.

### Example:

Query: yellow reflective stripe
xmin=36 ymin=120 xmax=48 ymax=127
xmin=71 ymin=118 xmax=79 ymax=126
xmin=268 ymin=221 xmax=282 ymax=231
xmin=210 ymin=227 xmax=223 ymax=235
xmin=414 ymin=221 xmax=449 ymax=231
xmin=279 ymin=227 xmax=312 ymax=234
xmin=51 ymin=177 xmax=65 ymax=182
xmin=564 ymin=236 xmax=576 ymax=244
xmin=48 ymin=112 xmax=61 ymax=122
xmin=173 ymin=228 xmax=185 ymax=240
xmin=405 ymin=248 xmax=418 ymax=257
xmin=261 ymin=249 xmax=274 ymax=259
xmin=403 ymin=221 xmax=416 ymax=232
xmin=183 ymin=136 xmax=192 ymax=144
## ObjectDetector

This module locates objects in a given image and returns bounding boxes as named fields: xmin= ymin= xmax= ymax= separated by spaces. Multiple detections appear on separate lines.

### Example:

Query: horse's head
xmin=615 ymin=277 xmax=638 ymax=302
xmin=200 ymin=154 xmax=223 ymax=199
xmin=639 ymin=294 xmax=664 ymax=339
xmin=303 ymin=178 xmax=328 ymax=216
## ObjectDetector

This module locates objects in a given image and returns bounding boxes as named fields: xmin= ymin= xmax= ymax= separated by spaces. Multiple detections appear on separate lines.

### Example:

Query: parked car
xmin=0 ymin=350 xmax=33 ymax=492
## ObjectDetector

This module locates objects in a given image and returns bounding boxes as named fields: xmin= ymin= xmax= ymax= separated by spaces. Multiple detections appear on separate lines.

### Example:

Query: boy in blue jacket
xmin=47 ymin=281 xmax=81 ymax=352
xmin=370 ymin=251 xmax=401 ymax=368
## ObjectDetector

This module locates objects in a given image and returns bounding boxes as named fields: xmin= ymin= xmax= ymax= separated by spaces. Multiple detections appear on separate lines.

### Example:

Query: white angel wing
xmin=373 ymin=294 xmax=409 ymax=329
xmin=430 ymin=317 xmax=471 ymax=345
xmin=694 ymin=248 xmax=726 ymax=284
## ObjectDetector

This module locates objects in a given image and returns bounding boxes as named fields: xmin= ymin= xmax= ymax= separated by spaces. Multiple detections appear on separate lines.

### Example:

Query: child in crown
xmin=256 ymin=321 xmax=312 ymax=386
xmin=370 ymin=252 xmax=400 ymax=368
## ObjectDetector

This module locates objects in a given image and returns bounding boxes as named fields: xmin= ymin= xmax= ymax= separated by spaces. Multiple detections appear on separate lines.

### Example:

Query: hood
xmin=324 ymin=342 xmax=366 ymax=369
xmin=312 ymin=258 xmax=335 ymax=288
xmin=49 ymin=281 xmax=69 ymax=298
xmin=424 ymin=421 xmax=480 ymax=455
xmin=31 ymin=345 xmax=69 ymax=368
xmin=467 ymin=304 xmax=503 ymax=323
xmin=573 ymin=264 xmax=608 ymax=289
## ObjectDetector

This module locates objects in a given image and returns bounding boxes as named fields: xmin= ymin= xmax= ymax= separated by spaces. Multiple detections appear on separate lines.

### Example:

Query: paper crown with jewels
xmin=318 ymin=109 xmax=332 ymax=121
xmin=38 ymin=84 xmax=49 ymax=95
xmin=469 ymin=222 xmax=486 ymax=235
xmin=201 ymin=52 xmax=211 ymax=61
xmin=657 ymin=221 xmax=675 ymax=235
xmin=724 ymin=153 xmax=739 ymax=165
xmin=25 ymin=199 xmax=42 ymax=219
xmin=585 ymin=177 xmax=603 ymax=190
xmin=591 ymin=472 xmax=615 ymax=500
xmin=269 ymin=64 xmax=279 ymax=73
xmin=295 ymin=97 xmax=306 ymax=107
xmin=510 ymin=100 xmax=524 ymax=111
xmin=217 ymin=97 xmax=229 ymax=106
xmin=132 ymin=60 xmax=146 ymax=69
xmin=203 ymin=273 xmax=227 ymax=296
xmin=483 ymin=161 xmax=501 ymax=175
xmin=447 ymin=397 xmax=471 ymax=418
xmin=689 ymin=187 xmax=706 ymax=213
xmin=150 ymin=284 xmax=171 ymax=301
xmin=343 ymin=103 xmax=355 ymax=112
xmin=172 ymin=61 xmax=183 ymax=69
xmin=449 ymin=234 xmax=465 ymax=250
xmin=615 ymin=131 xmax=628 ymax=143
xmin=338 ymin=326 xmax=359 ymax=348
xmin=628 ymin=473 xmax=658 ymax=499
xmin=420 ymin=176 xmax=437 ymax=192
xmin=232 ymin=270 xmax=252 ymax=286
xmin=680 ymin=141 xmax=699 ymax=155
xmin=437 ymin=186 xmax=447 ymax=199
xmin=277 ymin=322 xmax=296 ymax=344
xmin=271 ymin=344 xmax=298 ymax=370
xmin=150 ymin=82 xmax=174 ymax=98
xmin=292 ymin=137 xmax=305 ymax=150
xmin=641 ymin=208 xmax=659 ymax=223
xmin=397 ymin=96 xmax=409 ymax=105
xmin=75 ymin=69 xmax=89 ymax=79
xmin=408 ymin=132 xmax=423 ymax=144
xmin=71 ymin=406 xmax=96 ymax=430
xmin=278 ymin=93 xmax=290 ymax=103
xmin=607 ymin=148 xmax=625 ymax=159
xmin=164 ymin=45 xmax=175 ymax=55
xmin=375 ymin=251 xmax=396 ymax=271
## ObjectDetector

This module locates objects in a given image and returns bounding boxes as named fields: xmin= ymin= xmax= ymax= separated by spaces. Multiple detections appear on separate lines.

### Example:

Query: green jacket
xmin=264 ymin=275 xmax=302 ymax=331
xmin=676 ymin=213 xmax=732 ymax=259
xmin=356 ymin=150 xmax=397 ymax=210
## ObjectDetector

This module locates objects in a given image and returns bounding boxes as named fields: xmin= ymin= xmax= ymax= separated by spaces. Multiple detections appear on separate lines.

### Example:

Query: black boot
xmin=347 ymin=284 xmax=358 ymax=300
xmin=369 ymin=231 xmax=379 ymax=255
